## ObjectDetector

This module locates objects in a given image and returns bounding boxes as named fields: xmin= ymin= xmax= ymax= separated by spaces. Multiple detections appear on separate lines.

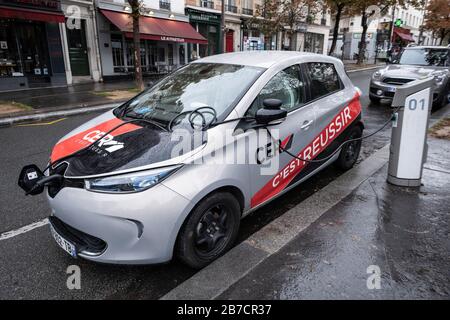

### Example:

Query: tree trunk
xmin=439 ymin=29 xmax=445 ymax=45
xmin=130 ymin=0 xmax=144 ymax=91
xmin=328 ymin=4 xmax=344 ymax=56
xmin=357 ymin=12 xmax=368 ymax=65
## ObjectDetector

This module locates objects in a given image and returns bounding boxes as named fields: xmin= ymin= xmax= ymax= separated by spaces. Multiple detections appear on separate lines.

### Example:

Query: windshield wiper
xmin=123 ymin=113 xmax=169 ymax=132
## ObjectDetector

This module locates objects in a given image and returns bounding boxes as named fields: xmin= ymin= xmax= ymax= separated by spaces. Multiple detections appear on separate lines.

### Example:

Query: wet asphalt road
xmin=0 ymin=68 xmax=435 ymax=299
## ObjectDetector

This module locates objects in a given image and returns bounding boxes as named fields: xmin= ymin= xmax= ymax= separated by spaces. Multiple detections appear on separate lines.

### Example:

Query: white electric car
xmin=19 ymin=51 xmax=363 ymax=268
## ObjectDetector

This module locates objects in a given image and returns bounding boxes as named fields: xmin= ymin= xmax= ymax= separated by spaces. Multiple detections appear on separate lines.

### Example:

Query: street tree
xmin=128 ymin=0 xmax=144 ymax=91
xmin=280 ymin=0 xmax=320 ymax=50
xmin=252 ymin=0 xmax=319 ymax=50
xmin=424 ymin=0 xmax=450 ymax=45
xmin=250 ymin=0 xmax=284 ymax=49
xmin=326 ymin=0 xmax=352 ymax=55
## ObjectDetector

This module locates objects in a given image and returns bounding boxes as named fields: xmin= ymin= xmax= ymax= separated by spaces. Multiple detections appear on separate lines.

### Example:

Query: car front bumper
xmin=46 ymin=183 xmax=192 ymax=264
xmin=369 ymin=80 xmax=398 ymax=100
xmin=369 ymin=79 xmax=443 ymax=103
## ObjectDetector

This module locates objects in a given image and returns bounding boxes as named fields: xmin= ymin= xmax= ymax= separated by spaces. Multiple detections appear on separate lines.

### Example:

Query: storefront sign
xmin=187 ymin=8 xmax=220 ymax=25
xmin=161 ymin=36 xmax=185 ymax=43
xmin=0 ymin=0 xmax=62 ymax=12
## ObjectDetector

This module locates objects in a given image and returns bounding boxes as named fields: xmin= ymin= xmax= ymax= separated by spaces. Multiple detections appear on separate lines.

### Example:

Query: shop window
xmin=159 ymin=0 xmax=171 ymax=11
xmin=140 ymin=41 xmax=146 ymax=71
xmin=126 ymin=40 xmax=135 ymax=71
xmin=304 ymin=32 xmax=324 ymax=54
xmin=0 ymin=19 xmax=51 ymax=78
xmin=158 ymin=47 xmax=165 ymax=63
xmin=304 ymin=62 xmax=342 ymax=101
xmin=179 ymin=45 xmax=185 ymax=65
xmin=111 ymin=34 xmax=124 ymax=73
xmin=148 ymin=44 xmax=158 ymax=72
xmin=168 ymin=44 xmax=174 ymax=66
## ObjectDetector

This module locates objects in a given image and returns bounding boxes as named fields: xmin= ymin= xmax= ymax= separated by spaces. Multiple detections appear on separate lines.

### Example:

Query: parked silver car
xmin=18 ymin=51 xmax=364 ymax=268
xmin=369 ymin=46 xmax=450 ymax=108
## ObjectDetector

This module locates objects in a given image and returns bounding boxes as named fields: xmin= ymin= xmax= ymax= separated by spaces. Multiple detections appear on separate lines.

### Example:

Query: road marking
xmin=0 ymin=218 xmax=49 ymax=241
xmin=17 ymin=118 xmax=66 ymax=127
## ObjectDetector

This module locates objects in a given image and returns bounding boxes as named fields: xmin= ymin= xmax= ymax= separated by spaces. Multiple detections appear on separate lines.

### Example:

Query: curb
xmin=161 ymin=144 xmax=390 ymax=300
xmin=0 ymin=103 xmax=120 ymax=127
xmin=345 ymin=65 xmax=383 ymax=73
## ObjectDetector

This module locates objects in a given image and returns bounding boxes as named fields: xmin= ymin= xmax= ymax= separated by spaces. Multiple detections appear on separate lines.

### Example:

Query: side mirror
xmin=255 ymin=99 xmax=287 ymax=125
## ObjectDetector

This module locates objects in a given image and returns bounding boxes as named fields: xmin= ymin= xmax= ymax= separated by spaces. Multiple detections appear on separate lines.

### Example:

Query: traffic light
xmin=394 ymin=18 xmax=403 ymax=27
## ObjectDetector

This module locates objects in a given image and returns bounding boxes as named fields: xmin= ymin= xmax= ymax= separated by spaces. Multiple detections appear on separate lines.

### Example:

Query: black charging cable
xmin=264 ymin=106 xmax=401 ymax=164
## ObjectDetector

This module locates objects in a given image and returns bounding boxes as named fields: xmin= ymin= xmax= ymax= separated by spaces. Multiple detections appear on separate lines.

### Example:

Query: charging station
xmin=387 ymin=77 xmax=434 ymax=187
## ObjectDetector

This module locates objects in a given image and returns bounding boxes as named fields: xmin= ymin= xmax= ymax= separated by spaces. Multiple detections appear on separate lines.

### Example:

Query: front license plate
xmin=50 ymin=225 xmax=77 ymax=257
xmin=386 ymin=86 xmax=396 ymax=92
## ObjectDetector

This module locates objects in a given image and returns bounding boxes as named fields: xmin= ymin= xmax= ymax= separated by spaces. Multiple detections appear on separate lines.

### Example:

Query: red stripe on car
xmin=251 ymin=95 xmax=361 ymax=208
xmin=50 ymin=118 xmax=141 ymax=163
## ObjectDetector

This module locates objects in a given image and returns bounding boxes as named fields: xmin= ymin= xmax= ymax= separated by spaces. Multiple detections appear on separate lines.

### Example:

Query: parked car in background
xmin=369 ymin=46 xmax=450 ymax=108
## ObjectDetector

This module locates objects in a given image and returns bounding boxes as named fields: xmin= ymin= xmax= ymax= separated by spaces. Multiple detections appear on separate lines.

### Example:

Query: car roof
xmin=193 ymin=51 xmax=327 ymax=69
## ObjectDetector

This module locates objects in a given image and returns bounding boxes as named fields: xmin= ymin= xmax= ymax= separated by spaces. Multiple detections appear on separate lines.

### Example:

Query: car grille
xmin=382 ymin=77 xmax=414 ymax=85
xmin=49 ymin=216 xmax=107 ymax=255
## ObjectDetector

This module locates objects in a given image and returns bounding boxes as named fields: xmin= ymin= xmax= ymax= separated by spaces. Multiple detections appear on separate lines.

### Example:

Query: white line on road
xmin=0 ymin=218 xmax=49 ymax=241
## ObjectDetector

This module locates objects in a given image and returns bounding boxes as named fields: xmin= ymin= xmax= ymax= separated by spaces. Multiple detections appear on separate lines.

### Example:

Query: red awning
xmin=0 ymin=6 xmax=65 ymax=23
xmin=100 ymin=9 xmax=207 ymax=44
xmin=394 ymin=30 xmax=415 ymax=42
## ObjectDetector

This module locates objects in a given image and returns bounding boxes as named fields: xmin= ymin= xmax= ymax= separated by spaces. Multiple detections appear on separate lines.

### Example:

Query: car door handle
xmin=300 ymin=120 xmax=314 ymax=130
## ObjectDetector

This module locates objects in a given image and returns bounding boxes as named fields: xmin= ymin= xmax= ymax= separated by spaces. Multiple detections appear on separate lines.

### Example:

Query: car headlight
xmin=85 ymin=165 xmax=182 ymax=193
xmin=372 ymin=71 xmax=382 ymax=80
xmin=433 ymin=73 xmax=446 ymax=86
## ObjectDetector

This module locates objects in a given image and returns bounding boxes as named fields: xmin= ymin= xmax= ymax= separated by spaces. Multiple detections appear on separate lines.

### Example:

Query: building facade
xmin=0 ymin=0 xmax=67 ymax=90
xmin=96 ymin=0 xmax=206 ymax=80
xmin=329 ymin=5 xmax=435 ymax=61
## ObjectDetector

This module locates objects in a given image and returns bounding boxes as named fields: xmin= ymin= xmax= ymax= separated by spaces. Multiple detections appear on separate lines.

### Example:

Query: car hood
xmin=382 ymin=64 xmax=448 ymax=80
xmin=50 ymin=110 xmax=206 ymax=178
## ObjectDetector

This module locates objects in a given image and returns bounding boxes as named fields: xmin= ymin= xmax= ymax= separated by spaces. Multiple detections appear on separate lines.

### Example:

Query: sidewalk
xmin=343 ymin=59 xmax=386 ymax=72
xmin=218 ymin=136 xmax=450 ymax=299
xmin=0 ymin=80 xmax=148 ymax=119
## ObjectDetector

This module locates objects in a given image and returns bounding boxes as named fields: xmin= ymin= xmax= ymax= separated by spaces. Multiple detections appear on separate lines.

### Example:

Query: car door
xmin=244 ymin=64 xmax=317 ymax=209
xmin=301 ymin=62 xmax=356 ymax=162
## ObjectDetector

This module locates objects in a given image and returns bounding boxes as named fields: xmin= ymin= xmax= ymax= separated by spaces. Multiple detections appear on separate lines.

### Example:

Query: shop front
xmin=60 ymin=0 xmax=102 ymax=85
xmin=185 ymin=8 xmax=220 ymax=60
xmin=98 ymin=9 xmax=207 ymax=79
xmin=392 ymin=26 xmax=415 ymax=47
xmin=0 ymin=0 xmax=66 ymax=91
xmin=240 ymin=19 xmax=277 ymax=51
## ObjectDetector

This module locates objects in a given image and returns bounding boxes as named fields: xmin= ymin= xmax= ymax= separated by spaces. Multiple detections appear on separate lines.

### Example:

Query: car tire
xmin=433 ymin=89 xmax=449 ymax=110
xmin=369 ymin=95 xmax=381 ymax=105
xmin=335 ymin=125 xmax=362 ymax=171
xmin=176 ymin=192 xmax=241 ymax=269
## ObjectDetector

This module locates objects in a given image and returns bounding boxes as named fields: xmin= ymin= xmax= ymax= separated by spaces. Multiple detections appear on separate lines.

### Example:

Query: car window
xmin=305 ymin=62 xmax=342 ymax=101
xmin=399 ymin=48 xmax=450 ymax=66
xmin=245 ymin=65 xmax=304 ymax=117
xmin=119 ymin=63 xmax=265 ymax=124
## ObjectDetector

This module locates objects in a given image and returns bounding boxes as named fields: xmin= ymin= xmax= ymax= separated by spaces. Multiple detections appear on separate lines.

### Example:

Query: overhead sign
xmin=394 ymin=18 xmax=403 ymax=27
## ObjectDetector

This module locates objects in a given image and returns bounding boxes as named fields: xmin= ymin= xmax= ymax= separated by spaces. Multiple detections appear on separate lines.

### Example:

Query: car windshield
xmin=119 ymin=63 xmax=265 ymax=126
xmin=399 ymin=48 xmax=450 ymax=66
